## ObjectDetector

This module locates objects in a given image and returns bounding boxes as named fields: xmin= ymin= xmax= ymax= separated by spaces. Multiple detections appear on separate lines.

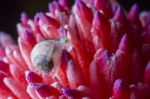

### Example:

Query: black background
xmin=0 ymin=0 xmax=149 ymax=39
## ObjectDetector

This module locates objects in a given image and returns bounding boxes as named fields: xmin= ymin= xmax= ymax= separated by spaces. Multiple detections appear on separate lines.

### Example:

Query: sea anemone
xmin=0 ymin=0 xmax=150 ymax=99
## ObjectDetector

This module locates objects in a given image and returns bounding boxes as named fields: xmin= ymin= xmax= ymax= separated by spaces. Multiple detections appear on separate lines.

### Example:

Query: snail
xmin=31 ymin=37 xmax=69 ymax=73
xmin=31 ymin=12 xmax=70 ymax=73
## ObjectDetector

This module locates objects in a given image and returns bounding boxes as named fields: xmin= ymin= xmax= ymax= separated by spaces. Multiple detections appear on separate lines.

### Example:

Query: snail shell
xmin=31 ymin=37 xmax=70 ymax=73
xmin=31 ymin=40 xmax=62 ymax=72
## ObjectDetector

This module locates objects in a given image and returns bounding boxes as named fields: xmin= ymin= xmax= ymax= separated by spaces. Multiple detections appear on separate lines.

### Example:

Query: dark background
xmin=0 ymin=0 xmax=149 ymax=39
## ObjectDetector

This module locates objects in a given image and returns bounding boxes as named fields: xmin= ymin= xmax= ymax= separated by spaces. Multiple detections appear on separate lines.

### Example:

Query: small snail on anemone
xmin=31 ymin=12 xmax=70 ymax=74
